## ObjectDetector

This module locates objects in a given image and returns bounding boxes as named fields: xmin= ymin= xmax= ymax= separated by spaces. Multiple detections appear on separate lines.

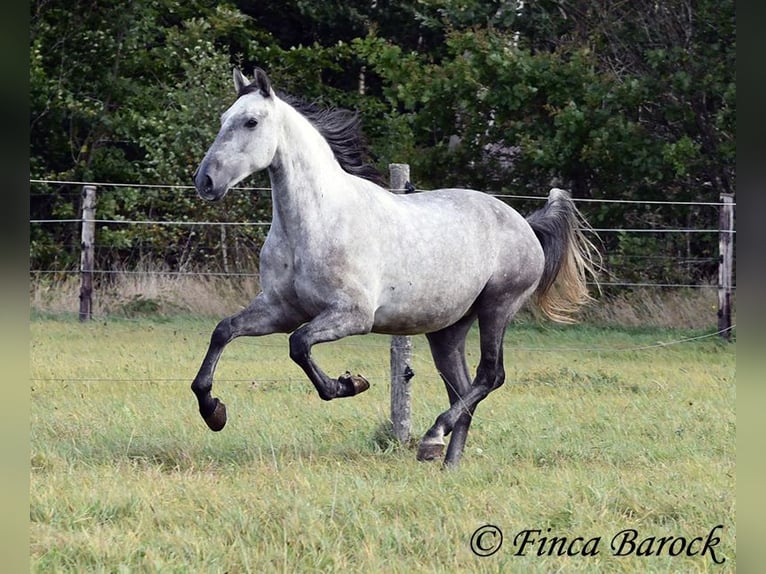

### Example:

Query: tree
xmin=352 ymin=0 xmax=734 ymax=285
xmin=30 ymin=0 xmax=734 ymax=287
xmin=30 ymin=1 xmax=270 ymax=270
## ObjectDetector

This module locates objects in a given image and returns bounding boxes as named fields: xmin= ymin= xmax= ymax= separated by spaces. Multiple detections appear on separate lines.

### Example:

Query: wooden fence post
xmin=717 ymin=193 xmax=734 ymax=341
xmin=220 ymin=224 xmax=230 ymax=274
xmin=389 ymin=164 xmax=415 ymax=444
xmin=79 ymin=185 xmax=97 ymax=322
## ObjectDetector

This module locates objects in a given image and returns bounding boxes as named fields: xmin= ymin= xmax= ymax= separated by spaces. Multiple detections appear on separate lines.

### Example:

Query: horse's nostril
xmin=194 ymin=169 xmax=213 ymax=195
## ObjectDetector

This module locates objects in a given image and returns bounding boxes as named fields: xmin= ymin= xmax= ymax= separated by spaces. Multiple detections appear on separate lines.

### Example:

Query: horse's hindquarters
xmin=368 ymin=191 xmax=543 ymax=335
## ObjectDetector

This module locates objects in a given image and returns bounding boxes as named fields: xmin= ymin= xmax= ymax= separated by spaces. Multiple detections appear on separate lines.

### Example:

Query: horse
xmin=191 ymin=67 xmax=600 ymax=468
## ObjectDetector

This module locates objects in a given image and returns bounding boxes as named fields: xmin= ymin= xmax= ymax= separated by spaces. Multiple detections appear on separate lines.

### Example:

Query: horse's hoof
xmin=204 ymin=399 xmax=227 ymax=431
xmin=340 ymin=372 xmax=370 ymax=396
xmin=416 ymin=441 xmax=444 ymax=462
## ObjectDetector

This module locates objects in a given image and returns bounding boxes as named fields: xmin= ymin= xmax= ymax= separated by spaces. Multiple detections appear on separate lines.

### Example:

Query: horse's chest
xmin=260 ymin=234 xmax=354 ymax=311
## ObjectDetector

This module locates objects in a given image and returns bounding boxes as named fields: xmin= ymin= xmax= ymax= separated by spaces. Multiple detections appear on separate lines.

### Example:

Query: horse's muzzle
xmin=196 ymin=173 xmax=214 ymax=196
xmin=194 ymin=168 xmax=224 ymax=201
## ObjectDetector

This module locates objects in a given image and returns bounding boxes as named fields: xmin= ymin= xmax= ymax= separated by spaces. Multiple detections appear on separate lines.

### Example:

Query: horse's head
xmin=194 ymin=68 xmax=278 ymax=201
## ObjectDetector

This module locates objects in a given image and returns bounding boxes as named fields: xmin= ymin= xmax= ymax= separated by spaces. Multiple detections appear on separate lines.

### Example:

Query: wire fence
xmin=29 ymin=179 xmax=736 ymax=393
xmin=29 ymin=179 xmax=735 ymax=291
xmin=29 ymin=178 xmax=735 ymax=205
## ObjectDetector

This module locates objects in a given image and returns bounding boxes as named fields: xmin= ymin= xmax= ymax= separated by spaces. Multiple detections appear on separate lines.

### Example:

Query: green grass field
xmin=30 ymin=315 xmax=735 ymax=572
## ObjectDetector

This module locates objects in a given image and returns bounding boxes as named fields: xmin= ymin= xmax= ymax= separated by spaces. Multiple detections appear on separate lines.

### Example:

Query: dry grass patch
xmin=581 ymin=285 xmax=729 ymax=329
xmin=30 ymin=271 xmax=729 ymax=331
xmin=31 ymin=267 xmax=260 ymax=318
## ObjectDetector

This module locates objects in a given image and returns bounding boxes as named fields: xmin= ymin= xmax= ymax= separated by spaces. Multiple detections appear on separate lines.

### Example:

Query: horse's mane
xmin=238 ymin=83 xmax=384 ymax=185
xmin=281 ymin=94 xmax=385 ymax=185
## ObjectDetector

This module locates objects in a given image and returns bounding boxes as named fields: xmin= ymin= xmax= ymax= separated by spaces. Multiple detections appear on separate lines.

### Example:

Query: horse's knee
xmin=288 ymin=332 xmax=309 ymax=364
xmin=211 ymin=317 xmax=233 ymax=347
xmin=477 ymin=361 xmax=504 ymax=386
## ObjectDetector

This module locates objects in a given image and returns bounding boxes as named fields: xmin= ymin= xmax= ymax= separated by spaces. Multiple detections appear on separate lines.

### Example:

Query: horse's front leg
xmin=192 ymin=294 xmax=301 ymax=431
xmin=288 ymin=306 xmax=374 ymax=400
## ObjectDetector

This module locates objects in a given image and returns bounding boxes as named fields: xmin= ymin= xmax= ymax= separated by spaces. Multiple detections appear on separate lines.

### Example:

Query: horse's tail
xmin=525 ymin=188 xmax=602 ymax=324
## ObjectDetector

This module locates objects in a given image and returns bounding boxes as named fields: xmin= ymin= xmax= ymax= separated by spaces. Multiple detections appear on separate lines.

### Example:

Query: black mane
xmin=239 ymin=83 xmax=384 ymax=185
xmin=281 ymin=93 xmax=385 ymax=185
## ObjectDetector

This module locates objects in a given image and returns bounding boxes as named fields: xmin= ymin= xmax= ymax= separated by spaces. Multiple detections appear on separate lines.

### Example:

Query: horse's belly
xmin=371 ymin=281 xmax=481 ymax=335
xmin=372 ymin=307 xmax=468 ymax=335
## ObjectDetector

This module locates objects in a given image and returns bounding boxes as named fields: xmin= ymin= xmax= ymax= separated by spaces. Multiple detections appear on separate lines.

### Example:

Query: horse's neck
xmin=267 ymin=102 xmax=353 ymax=236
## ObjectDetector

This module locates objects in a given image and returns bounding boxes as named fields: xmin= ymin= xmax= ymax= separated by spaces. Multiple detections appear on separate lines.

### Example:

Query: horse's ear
xmin=253 ymin=67 xmax=273 ymax=98
xmin=233 ymin=68 xmax=250 ymax=95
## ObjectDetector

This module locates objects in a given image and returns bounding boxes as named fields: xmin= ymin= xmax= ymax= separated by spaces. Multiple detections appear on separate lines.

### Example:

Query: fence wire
xmin=28 ymin=179 xmax=736 ymax=299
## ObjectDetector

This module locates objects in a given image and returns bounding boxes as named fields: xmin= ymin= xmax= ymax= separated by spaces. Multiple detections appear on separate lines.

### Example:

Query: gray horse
xmin=192 ymin=68 xmax=600 ymax=467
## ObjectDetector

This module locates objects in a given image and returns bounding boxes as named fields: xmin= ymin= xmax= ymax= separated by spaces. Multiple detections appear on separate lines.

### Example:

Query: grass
xmin=29 ymin=313 xmax=735 ymax=572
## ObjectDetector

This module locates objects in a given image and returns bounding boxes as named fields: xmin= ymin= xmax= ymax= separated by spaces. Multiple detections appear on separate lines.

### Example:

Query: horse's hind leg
xmin=192 ymin=294 xmax=300 ymax=431
xmin=419 ymin=303 xmax=518 ymax=467
xmin=418 ymin=315 xmax=476 ymax=466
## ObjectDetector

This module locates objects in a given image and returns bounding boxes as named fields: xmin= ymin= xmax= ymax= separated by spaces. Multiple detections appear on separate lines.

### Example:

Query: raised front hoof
xmin=204 ymin=399 xmax=228 ymax=432
xmin=416 ymin=441 xmax=445 ymax=462
xmin=339 ymin=372 xmax=370 ymax=396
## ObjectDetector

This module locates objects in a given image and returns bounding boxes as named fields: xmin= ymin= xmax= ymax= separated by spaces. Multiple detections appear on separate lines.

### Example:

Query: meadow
xmin=29 ymin=309 xmax=735 ymax=573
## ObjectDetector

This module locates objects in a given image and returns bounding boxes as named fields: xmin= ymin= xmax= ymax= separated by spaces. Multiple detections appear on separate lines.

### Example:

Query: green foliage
xmin=30 ymin=0 xmax=735 ymax=287
xmin=30 ymin=0 xmax=272 ymax=270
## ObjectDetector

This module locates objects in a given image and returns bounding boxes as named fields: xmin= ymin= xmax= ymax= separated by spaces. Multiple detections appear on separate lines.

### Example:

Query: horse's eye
xmin=245 ymin=118 xmax=258 ymax=129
